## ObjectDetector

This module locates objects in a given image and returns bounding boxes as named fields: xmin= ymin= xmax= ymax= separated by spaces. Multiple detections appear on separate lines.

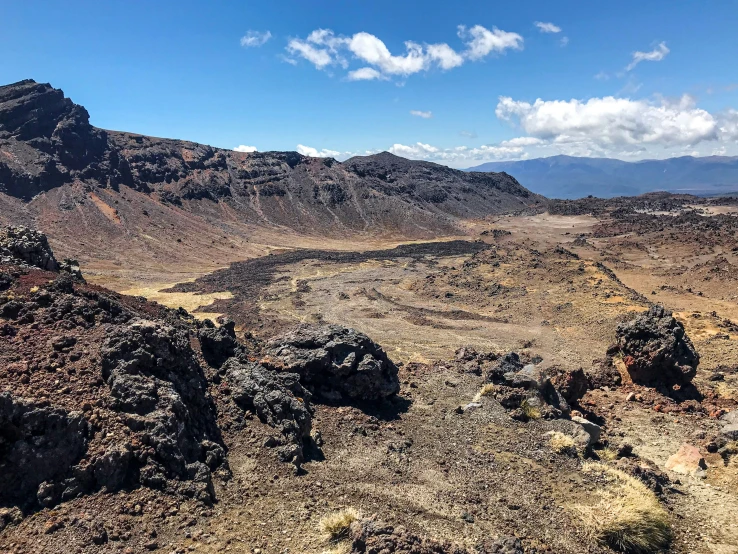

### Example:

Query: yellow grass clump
xmin=319 ymin=508 xmax=360 ymax=542
xmin=478 ymin=383 xmax=496 ymax=397
xmin=521 ymin=399 xmax=541 ymax=420
xmin=548 ymin=432 xmax=576 ymax=454
xmin=574 ymin=463 xmax=671 ymax=554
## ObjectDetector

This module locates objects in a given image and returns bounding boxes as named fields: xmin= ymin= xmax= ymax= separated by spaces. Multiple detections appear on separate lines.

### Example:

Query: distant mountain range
xmin=467 ymin=155 xmax=738 ymax=199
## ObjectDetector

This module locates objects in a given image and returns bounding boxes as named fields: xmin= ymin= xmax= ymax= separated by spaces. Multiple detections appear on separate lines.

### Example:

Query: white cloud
xmin=410 ymin=110 xmax=433 ymax=119
xmin=286 ymin=29 xmax=349 ymax=70
xmin=286 ymin=25 xmax=522 ymax=81
xmin=286 ymin=39 xmax=335 ymax=69
xmin=347 ymin=67 xmax=385 ymax=81
xmin=535 ymin=22 xmax=561 ymax=33
xmin=388 ymin=142 xmax=527 ymax=164
xmin=426 ymin=43 xmax=465 ymax=69
xmin=560 ymin=36 xmax=569 ymax=47
xmin=348 ymin=33 xmax=428 ymax=76
xmin=500 ymin=136 xmax=544 ymax=147
xmin=240 ymin=30 xmax=272 ymax=47
xmin=234 ymin=145 xmax=257 ymax=153
xmin=297 ymin=144 xmax=341 ymax=158
xmin=626 ymin=42 xmax=670 ymax=71
xmin=458 ymin=25 xmax=524 ymax=60
xmin=459 ymin=130 xmax=478 ymax=139
xmin=496 ymin=95 xmax=718 ymax=150
xmin=720 ymin=109 xmax=738 ymax=140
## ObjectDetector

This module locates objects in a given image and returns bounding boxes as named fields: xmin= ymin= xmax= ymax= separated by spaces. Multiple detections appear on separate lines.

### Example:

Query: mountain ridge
xmin=0 ymin=79 xmax=544 ymax=281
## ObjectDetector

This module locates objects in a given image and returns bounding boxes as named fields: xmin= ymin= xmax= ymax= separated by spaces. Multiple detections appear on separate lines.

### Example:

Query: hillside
xmin=0 ymin=79 xmax=544 ymax=285
xmin=468 ymin=155 xmax=738 ymax=199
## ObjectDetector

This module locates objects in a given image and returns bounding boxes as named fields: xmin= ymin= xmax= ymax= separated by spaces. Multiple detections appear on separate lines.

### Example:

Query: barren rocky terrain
xmin=1 ymin=79 xmax=738 ymax=554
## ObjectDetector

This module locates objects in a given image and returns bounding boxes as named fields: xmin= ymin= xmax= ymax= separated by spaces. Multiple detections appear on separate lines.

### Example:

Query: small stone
xmin=665 ymin=443 xmax=707 ymax=477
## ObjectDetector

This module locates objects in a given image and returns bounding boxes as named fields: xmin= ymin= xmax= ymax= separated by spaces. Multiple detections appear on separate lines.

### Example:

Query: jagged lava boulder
xmin=223 ymin=358 xmax=313 ymax=465
xmin=0 ymin=226 xmax=58 ymax=270
xmin=615 ymin=305 xmax=699 ymax=385
xmin=261 ymin=324 xmax=400 ymax=402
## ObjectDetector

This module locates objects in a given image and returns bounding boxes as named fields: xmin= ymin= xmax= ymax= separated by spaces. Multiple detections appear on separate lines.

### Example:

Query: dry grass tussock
xmin=548 ymin=432 xmax=576 ymax=454
xmin=479 ymin=383 xmax=496 ymax=397
xmin=574 ymin=463 xmax=671 ymax=554
xmin=521 ymin=399 xmax=541 ymax=420
xmin=319 ymin=508 xmax=360 ymax=542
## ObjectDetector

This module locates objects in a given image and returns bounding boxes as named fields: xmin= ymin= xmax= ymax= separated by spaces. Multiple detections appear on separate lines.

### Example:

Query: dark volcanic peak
xmin=0 ymin=79 xmax=127 ymax=199
xmin=0 ymin=80 xmax=543 ymax=238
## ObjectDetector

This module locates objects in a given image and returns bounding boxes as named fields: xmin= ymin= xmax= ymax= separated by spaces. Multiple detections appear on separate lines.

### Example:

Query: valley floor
xmin=3 ymin=198 xmax=738 ymax=554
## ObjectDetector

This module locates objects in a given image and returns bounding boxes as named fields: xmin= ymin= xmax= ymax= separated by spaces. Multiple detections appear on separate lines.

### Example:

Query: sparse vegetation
xmin=548 ymin=431 xmax=577 ymax=455
xmin=319 ymin=508 xmax=359 ymax=542
xmin=597 ymin=446 xmax=619 ymax=461
xmin=478 ymin=383 xmax=496 ymax=397
xmin=575 ymin=463 xmax=671 ymax=554
xmin=521 ymin=399 xmax=541 ymax=420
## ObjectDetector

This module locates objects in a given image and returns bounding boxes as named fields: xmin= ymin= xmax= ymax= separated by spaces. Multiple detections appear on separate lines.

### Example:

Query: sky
xmin=2 ymin=1 xmax=738 ymax=168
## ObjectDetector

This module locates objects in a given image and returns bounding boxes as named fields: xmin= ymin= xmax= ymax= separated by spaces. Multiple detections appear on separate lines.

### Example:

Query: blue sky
xmin=2 ymin=1 xmax=737 ymax=167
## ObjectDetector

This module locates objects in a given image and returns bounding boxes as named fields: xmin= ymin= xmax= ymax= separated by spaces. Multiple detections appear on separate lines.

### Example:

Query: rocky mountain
xmin=0 ymin=80 xmax=543 ymax=270
xmin=467 ymin=155 xmax=738 ymax=199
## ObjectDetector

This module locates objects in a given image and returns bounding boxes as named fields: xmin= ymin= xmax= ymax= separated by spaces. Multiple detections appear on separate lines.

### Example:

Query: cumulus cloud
xmin=426 ymin=43 xmax=465 ymax=69
xmin=496 ymin=94 xmax=718 ymax=150
xmin=457 ymin=25 xmax=524 ymax=60
xmin=240 ymin=30 xmax=272 ymax=47
xmin=535 ymin=22 xmax=561 ymax=33
xmin=626 ymin=42 xmax=670 ymax=71
xmin=347 ymin=67 xmax=385 ymax=81
xmin=388 ymin=142 xmax=527 ymax=163
xmin=286 ymin=25 xmax=522 ymax=81
xmin=234 ymin=145 xmax=258 ymax=153
xmin=297 ymin=144 xmax=342 ymax=158
xmin=410 ymin=110 xmax=433 ymax=119
xmin=720 ymin=109 xmax=738 ymax=140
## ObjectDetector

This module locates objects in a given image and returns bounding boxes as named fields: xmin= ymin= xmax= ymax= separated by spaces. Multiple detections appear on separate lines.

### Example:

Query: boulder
xmin=223 ymin=358 xmax=312 ymax=465
xmin=0 ymin=226 xmax=58 ymax=270
xmin=665 ymin=443 xmax=707 ymax=477
xmin=349 ymin=519 xmax=467 ymax=554
xmin=570 ymin=415 xmax=601 ymax=444
xmin=262 ymin=324 xmax=400 ymax=402
xmin=0 ymin=393 xmax=87 ymax=508
xmin=721 ymin=423 xmax=738 ymax=441
xmin=198 ymin=318 xmax=240 ymax=367
xmin=614 ymin=305 xmax=699 ymax=385
xmin=100 ymin=319 xmax=227 ymax=501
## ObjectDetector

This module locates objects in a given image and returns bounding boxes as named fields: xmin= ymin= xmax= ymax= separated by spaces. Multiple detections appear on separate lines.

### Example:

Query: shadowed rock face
xmin=0 ymin=80 xmax=131 ymax=199
xmin=0 ymin=80 xmax=544 ymax=237
xmin=615 ymin=305 xmax=699 ymax=385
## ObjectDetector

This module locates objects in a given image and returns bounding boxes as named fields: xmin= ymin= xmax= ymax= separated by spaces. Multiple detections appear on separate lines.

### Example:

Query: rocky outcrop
xmin=614 ymin=305 xmax=699 ymax=385
xmin=100 ymin=319 xmax=226 ymax=500
xmin=0 ymin=394 xmax=88 ymax=508
xmin=262 ymin=324 xmax=400 ymax=402
xmin=0 ymin=80 xmax=131 ymax=199
xmin=484 ymin=353 xmax=573 ymax=420
xmin=198 ymin=318 xmax=241 ymax=367
xmin=0 ymin=226 xmax=58 ymax=270
xmin=0 ymin=250 xmax=228 ymax=510
xmin=224 ymin=358 xmax=313 ymax=466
